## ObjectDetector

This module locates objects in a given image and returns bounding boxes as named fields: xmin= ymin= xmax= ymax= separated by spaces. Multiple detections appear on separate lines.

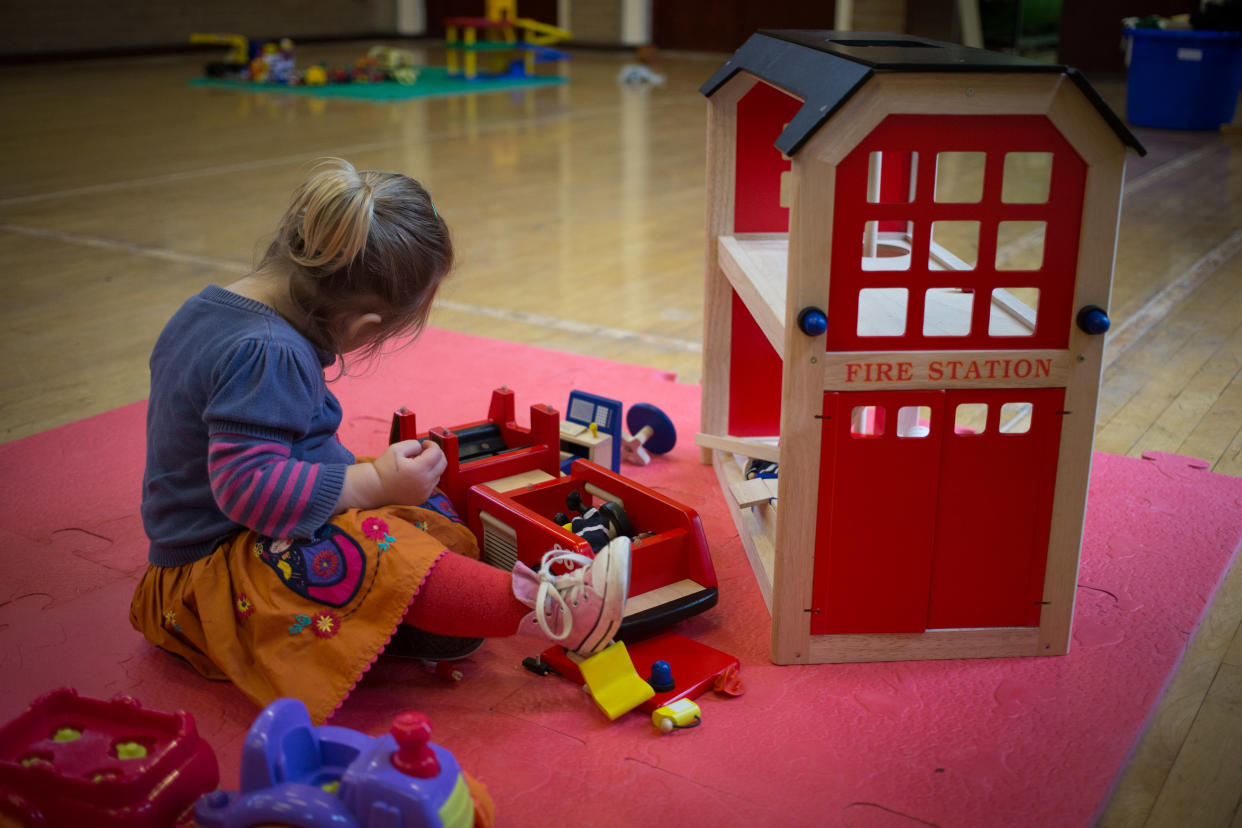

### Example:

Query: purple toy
xmin=194 ymin=698 xmax=475 ymax=828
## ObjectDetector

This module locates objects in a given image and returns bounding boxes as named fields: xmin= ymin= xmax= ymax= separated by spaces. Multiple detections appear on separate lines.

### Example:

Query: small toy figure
xmin=194 ymin=698 xmax=494 ymax=827
xmin=247 ymin=53 xmax=269 ymax=82
xmin=266 ymin=38 xmax=297 ymax=84
xmin=304 ymin=64 xmax=328 ymax=86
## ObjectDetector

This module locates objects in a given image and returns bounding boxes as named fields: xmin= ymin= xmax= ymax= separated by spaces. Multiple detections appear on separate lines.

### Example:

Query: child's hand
xmin=374 ymin=439 xmax=447 ymax=506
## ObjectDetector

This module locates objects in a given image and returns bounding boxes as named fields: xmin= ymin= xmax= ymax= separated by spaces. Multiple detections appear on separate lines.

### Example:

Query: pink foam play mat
xmin=2 ymin=327 xmax=1240 ymax=826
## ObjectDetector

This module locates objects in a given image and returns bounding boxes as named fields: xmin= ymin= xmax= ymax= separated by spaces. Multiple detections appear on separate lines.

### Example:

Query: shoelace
xmin=533 ymin=547 xmax=595 ymax=642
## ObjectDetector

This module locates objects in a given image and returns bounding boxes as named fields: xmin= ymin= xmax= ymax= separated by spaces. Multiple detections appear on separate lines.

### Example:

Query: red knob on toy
xmin=390 ymin=711 xmax=440 ymax=778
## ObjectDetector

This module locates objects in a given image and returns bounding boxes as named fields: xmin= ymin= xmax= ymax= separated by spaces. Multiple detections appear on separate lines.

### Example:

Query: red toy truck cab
xmin=392 ymin=389 xmax=718 ymax=640
xmin=0 ymin=688 xmax=218 ymax=828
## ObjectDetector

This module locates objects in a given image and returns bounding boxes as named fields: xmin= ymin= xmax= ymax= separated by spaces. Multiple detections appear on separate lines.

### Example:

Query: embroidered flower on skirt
xmin=234 ymin=593 xmax=254 ymax=621
xmin=361 ymin=516 xmax=397 ymax=550
xmin=310 ymin=548 xmax=340 ymax=579
xmin=311 ymin=610 xmax=341 ymax=639
xmin=163 ymin=609 xmax=183 ymax=632
xmin=361 ymin=517 xmax=389 ymax=540
xmin=288 ymin=613 xmax=313 ymax=635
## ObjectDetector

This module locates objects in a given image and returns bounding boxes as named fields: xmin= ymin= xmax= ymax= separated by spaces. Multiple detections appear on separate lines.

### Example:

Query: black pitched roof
xmin=700 ymin=30 xmax=1145 ymax=157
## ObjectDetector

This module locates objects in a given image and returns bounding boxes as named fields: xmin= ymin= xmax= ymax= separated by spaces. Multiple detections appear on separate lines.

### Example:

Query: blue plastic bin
xmin=1125 ymin=28 xmax=1242 ymax=130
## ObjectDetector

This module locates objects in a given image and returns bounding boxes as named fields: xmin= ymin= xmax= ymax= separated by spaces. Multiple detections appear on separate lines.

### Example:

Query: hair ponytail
xmin=285 ymin=159 xmax=376 ymax=272
xmin=263 ymin=158 xmax=453 ymax=366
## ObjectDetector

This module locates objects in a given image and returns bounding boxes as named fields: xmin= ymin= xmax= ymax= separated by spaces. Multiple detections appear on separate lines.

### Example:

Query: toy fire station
xmin=696 ymin=31 xmax=1144 ymax=664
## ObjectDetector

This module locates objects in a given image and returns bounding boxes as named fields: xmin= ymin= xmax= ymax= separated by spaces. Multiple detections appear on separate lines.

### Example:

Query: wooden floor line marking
xmin=1124 ymin=145 xmax=1222 ymax=198
xmin=1104 ymin=226 xmax=1242 ymax=370
xmin=433 ymin=298 xmax=702 ymax=353
xmin=0 ymin=144 xmax=394 ymax=208
xmin=0 ymin=223 xmax=702 ymax=355
xmin=0 ymin=223 xmax=252 ymax=272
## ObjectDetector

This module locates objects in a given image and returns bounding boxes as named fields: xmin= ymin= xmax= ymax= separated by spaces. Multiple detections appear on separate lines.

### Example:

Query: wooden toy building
xmin=696 ymin=31 xmax=1144 ymax=664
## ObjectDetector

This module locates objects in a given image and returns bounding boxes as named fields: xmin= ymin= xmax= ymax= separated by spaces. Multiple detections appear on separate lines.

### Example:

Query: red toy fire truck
xmin=391 ymin=388 xmax=718 ymax=640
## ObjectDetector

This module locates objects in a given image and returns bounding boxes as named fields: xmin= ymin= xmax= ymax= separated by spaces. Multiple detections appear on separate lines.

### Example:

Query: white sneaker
xmin=513 ymin=537 xmax=631 ymax=657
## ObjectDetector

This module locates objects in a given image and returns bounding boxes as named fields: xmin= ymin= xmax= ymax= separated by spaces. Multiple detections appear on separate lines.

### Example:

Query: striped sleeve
xmin=207 ymin=432 xmax=340 ymax=538
xmin=201 ymin=337 xmax=346 ymax=538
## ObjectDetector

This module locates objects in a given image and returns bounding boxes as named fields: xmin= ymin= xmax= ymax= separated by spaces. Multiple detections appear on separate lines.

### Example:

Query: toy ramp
xmin=514 ymin=17 xmax=570 ymax=45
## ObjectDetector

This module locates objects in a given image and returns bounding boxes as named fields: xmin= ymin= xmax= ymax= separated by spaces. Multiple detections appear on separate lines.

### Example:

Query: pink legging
xmin=403 ymin=551 xmax=529 ymax=637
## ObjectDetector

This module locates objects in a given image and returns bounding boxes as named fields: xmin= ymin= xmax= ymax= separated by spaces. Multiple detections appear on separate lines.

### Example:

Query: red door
xmin=926 ymin=388 xmax=1065 ymax=629
xmin=812 ymin=390 xmax=945 ymax=634
xmin=811 ymin=388 xmax=1064 ymax=634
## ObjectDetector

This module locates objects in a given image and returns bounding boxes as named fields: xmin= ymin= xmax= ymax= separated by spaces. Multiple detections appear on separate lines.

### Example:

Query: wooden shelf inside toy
xmin=717 ymin=232 xmax=1038 ymax=360
xmin=718 ymin=233 xmax=789 ymax=360
xmin=712 ymin=450 xmax=778 ymax=612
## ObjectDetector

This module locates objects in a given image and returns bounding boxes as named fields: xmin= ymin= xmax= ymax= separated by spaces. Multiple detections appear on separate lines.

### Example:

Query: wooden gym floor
xmin=1 ymin=42 xmax=1239 ymax=826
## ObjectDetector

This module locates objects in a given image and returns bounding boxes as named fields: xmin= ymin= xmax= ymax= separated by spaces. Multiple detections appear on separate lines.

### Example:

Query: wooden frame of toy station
xmin=696 ymin=31 xmax=1144 ymax=665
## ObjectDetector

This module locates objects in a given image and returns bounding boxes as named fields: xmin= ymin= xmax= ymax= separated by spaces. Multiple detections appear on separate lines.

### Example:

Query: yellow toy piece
xmin=652 ymin=698 xmax=701 ymax=733
xmin=513 ymin=17 xmax=571 ymax=46
xmin=190 ymin=33 xmax=249 ymax=65
xmin=486 ymin=0 xmax=517 ymax=22
xmin=577 ymin=641 xmax=654 ymax=720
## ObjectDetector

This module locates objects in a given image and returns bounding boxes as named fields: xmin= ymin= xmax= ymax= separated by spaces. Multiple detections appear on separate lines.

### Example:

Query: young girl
xmin=130 ymin=158 xmax=630 ymax=724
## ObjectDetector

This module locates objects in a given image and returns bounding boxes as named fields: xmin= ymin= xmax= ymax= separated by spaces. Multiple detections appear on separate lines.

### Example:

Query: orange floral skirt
xmin=129 ymin=505 xmax=479 ymax=724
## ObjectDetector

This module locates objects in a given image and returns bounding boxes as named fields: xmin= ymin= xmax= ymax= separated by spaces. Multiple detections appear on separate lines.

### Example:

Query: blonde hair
xmin=262 ymin=158 xmax=452 ymax=365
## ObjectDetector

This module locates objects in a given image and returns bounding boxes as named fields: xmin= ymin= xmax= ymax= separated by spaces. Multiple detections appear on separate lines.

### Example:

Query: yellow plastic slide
xmin=513 ymin=17 xmax=571 ymax=45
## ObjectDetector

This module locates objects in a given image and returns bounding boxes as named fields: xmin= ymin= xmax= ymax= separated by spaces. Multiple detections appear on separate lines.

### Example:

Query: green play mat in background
xmin=190 ymin=66 xmax=566 ymax=101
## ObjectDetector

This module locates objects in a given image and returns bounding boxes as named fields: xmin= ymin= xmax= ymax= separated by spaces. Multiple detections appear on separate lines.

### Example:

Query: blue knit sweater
xmin=141 ymin=285 xmax=353 ymax=567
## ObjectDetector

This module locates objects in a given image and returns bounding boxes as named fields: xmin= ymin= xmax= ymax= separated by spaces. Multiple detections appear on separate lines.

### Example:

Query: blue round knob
xmin=1077 ymin=305 xmax=1111 ymax=335
xmin=798 ymin=307 xmax=828 ymax=337
xmin=647 ymin=660 xmax=674 ymax=693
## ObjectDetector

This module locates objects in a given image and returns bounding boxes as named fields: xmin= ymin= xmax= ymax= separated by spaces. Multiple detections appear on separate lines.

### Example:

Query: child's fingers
xmin=416 ymin=440 xmax=444 ymax=466
xmin=390 ymin=439 xmax=425 ymax=459
xmin=408 ymin=444 xmax=446 ymax=478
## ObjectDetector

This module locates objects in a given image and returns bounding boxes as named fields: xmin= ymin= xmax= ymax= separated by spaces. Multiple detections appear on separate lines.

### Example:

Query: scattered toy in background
xmin=304 ymin=63 xmax=328 ymax=85
xmin=0 ymin=687 xmax=218 ymax=828
xmin=191 ymin=32 xmax=251 ymax=77
xmin=190 ymin=35 xmax=427 ymax=87
xmin=194 ymin=697 xmax=493 ymax=828
xmin=617 ymin=45 xmax=666 ymax=86
xmin=265 ymin=38 xmax=297 ymax=84
xmin=368 ymin=45 xmax=422 ymax=84
xmin=445 ymin=0 xmax=572 ymax=80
